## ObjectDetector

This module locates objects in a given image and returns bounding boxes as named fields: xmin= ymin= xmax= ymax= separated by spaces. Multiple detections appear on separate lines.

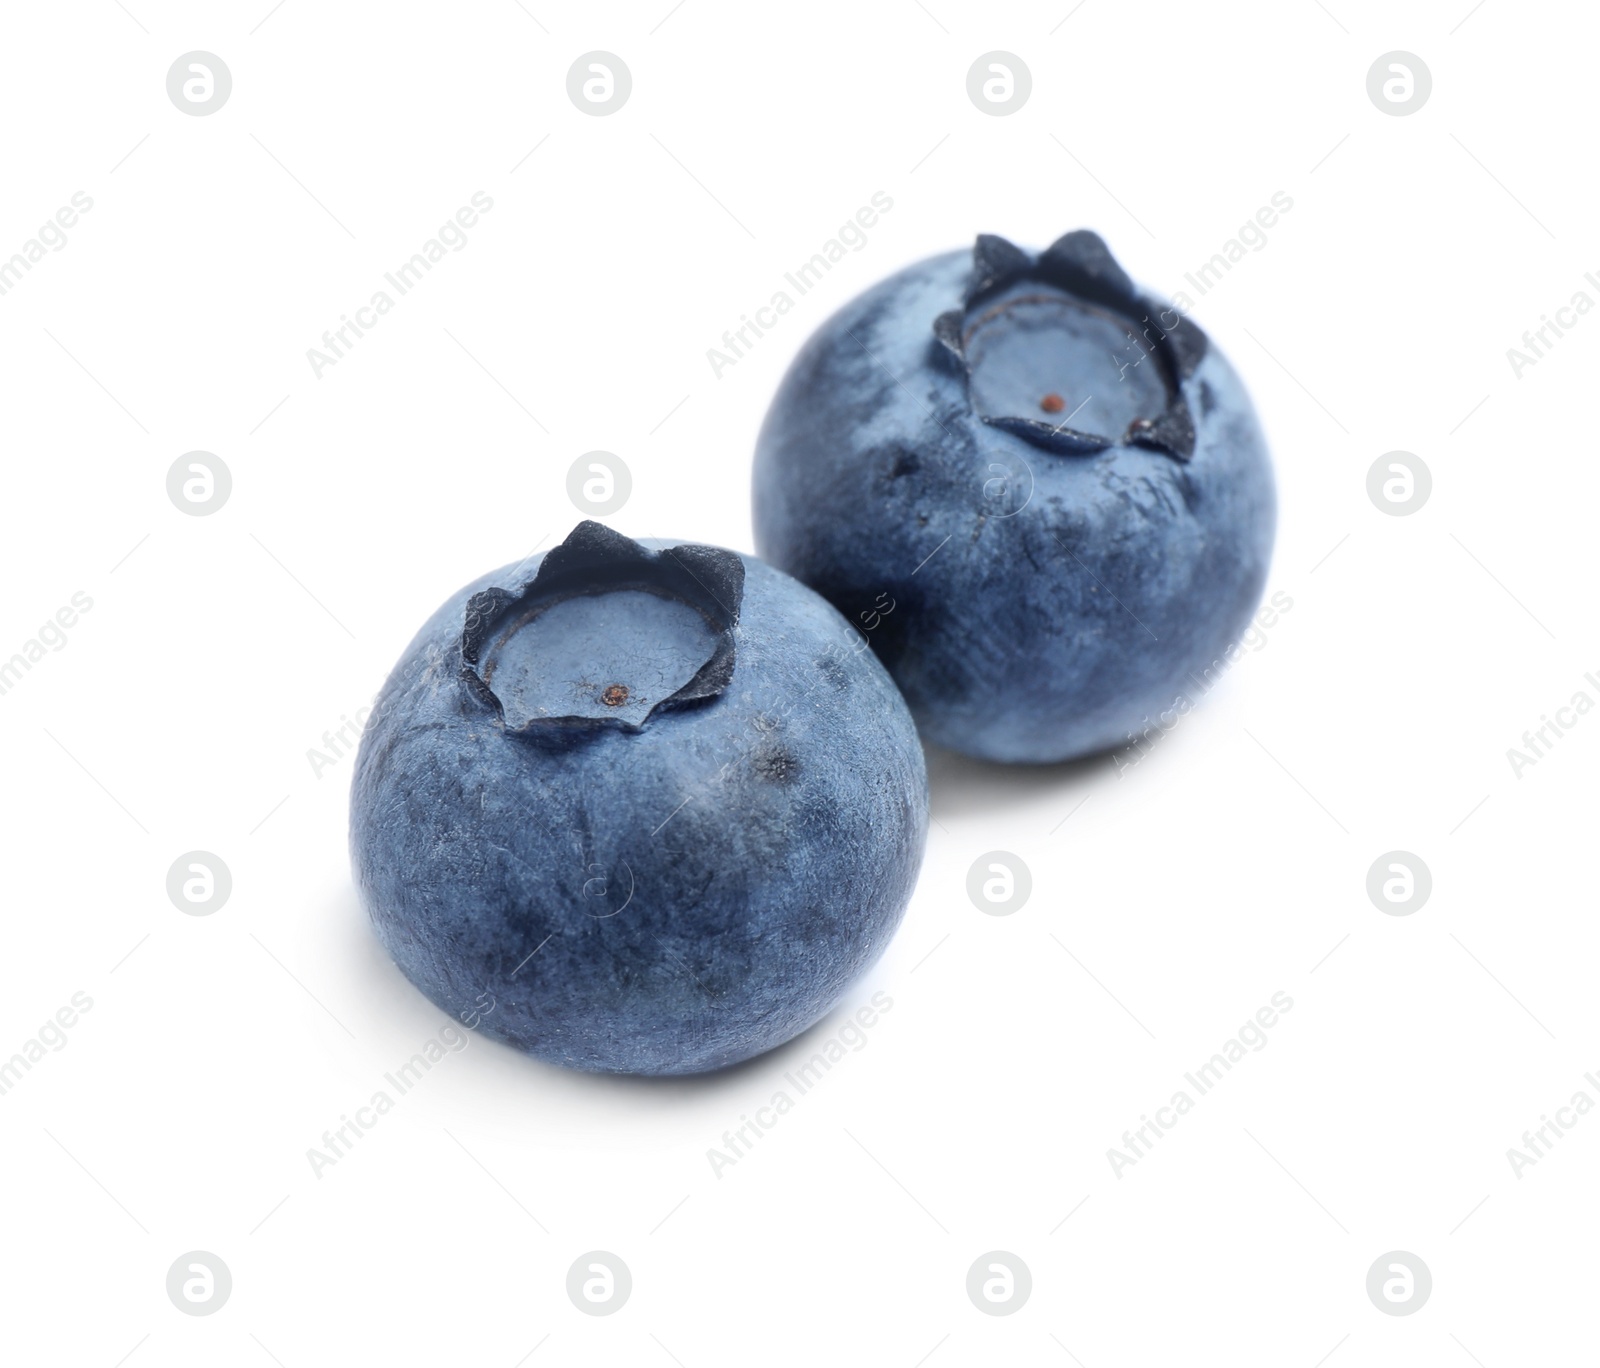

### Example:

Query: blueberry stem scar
xmin=459 ymin=521 xmax=744 ymax=735
xmin=931 ymin=229 xmax=1206 ymax=461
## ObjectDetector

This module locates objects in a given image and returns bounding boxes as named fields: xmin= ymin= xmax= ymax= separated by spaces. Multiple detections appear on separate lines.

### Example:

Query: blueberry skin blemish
xmin=752 ymin=230 xmax=1277 ymax=764
xmin=350 ymin=522 xmax=928 ymax=1075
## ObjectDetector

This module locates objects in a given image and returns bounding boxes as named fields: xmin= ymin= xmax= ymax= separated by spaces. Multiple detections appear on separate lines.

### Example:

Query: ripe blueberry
xmin=350 ymin=522 xmax=928 ymax=1074
xmin=753 ymin=230 xmax=1276 ymax=764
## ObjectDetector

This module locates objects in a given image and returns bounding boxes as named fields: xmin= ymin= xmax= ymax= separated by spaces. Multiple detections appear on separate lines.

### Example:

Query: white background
xmin=1 ymin=1 xmax=1593 ymax=1363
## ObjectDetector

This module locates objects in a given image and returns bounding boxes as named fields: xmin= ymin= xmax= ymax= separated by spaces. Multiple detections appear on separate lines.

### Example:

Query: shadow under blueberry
xmin=562 ymin=1006 xmax=866 ymax=1099
xmin=922 ymin=703 xmax=1212 ymax=823
xmin=923 ymin=740 xmax=1108 ymax=824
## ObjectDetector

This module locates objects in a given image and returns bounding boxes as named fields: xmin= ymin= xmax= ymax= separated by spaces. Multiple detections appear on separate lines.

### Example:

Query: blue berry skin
xmin=350 ymin=522 xmax=927 ymax=1076
xmin=753 ymin=231 xmax=1276 ymax=765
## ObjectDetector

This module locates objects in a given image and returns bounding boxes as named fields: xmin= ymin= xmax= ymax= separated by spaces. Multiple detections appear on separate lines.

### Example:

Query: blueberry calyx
xmin=968 ymin=233 xmax=1034 ymax=300
xmin=933 ymin=230 xmax=1207 ymax=462
xmin=459 ymin=520 xmax=744 ymax=736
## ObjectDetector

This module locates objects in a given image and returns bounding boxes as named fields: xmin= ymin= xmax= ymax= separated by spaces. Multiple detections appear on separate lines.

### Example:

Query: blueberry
xmin=753 ymin=230 xmax=1276 ymax=764
xmin=350 ymin=522 xmax=927 ymax=1075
